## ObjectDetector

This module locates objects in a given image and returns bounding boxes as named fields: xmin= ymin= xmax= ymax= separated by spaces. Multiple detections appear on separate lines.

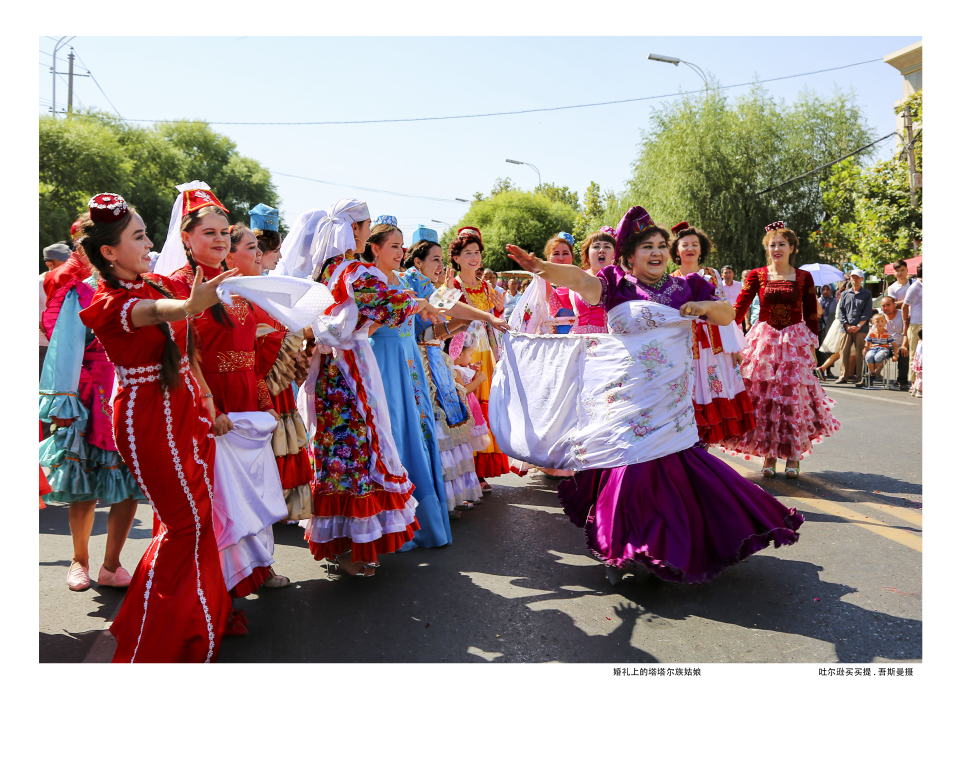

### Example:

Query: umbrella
xmin=798 ymin=263 xmax=845 ymax=287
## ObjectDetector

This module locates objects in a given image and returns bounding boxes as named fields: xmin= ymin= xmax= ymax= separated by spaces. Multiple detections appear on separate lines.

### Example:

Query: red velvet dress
xmin=169 ymin=262 xmax=286 ymax=596
xmin=79 ymin=275 xmax=231 ymax=663
xmin=721 ymin=268 xmax=840 ymax=461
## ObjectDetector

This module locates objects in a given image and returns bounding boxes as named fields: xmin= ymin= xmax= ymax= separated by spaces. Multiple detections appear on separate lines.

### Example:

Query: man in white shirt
xmin=880 ymin=296 xmax=909 ymax=390
xmin=885 ymin=259 xmax=915 ymax=309
xmin=720 ymin=265 xmax=741 ymax=304
xmin=503 ymin=278 xmax=521 ymax=322
xmin=901 ymin=262 xmax=923 ymax=383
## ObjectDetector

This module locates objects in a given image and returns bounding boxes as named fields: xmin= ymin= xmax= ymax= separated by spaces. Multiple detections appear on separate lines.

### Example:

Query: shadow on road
xmin=39 ymin=502 xmax=153 ymax=539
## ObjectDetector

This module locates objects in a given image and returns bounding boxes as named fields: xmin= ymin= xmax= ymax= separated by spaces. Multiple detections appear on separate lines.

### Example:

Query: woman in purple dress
xmin=501 ymin=206 xmax=803 ymax=584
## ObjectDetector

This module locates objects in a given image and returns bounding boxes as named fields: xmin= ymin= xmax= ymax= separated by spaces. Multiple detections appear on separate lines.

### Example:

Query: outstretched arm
xmin=505 ymin=245 xmax=603 ymax=306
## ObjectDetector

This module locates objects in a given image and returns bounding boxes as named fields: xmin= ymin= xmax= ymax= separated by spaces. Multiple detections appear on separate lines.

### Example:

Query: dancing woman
xmin=277 ymin=201 xmax=424 ymax=577
xmin=40 ymin=221 xmax=144 ymax=592
xmin=570 ymin=230 xmax=615 ymax=334
xmin=449 ymin=227 xmax=510 ymax=487
xmin=500 ymin=206 xmax=803 ymax=585
xmin=668 ymin=222 xmax=755 ymax=445
xmin=156 ymin=188 xmax=290 ymax=637
xmin=720 ymin=223 xmax=841 ymax=477
xmin=544 ymin=233 xmax=577 ymax=335
xmin=400 ymin=228 xmax=508 ymax=517
xmin=78 ymin=193 xmax=238 ymax=662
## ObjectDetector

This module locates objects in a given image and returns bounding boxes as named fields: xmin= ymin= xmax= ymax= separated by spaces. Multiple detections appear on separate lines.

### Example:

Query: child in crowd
xmin=863 ymin=313 xmax=895 ymax=387
xmin=910 ymin=328 xmax=923 ymax=398
xmin=448 ymin=332 xmax=492 ymax=451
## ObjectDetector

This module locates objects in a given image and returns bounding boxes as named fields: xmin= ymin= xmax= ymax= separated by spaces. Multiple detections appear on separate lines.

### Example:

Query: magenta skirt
xmin=557 ymin=445 xmax=803 ymax=583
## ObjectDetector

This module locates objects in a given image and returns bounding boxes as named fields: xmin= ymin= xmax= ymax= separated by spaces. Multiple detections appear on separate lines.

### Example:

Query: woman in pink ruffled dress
xmin=720 ymin=222 xmax=840 ymax=477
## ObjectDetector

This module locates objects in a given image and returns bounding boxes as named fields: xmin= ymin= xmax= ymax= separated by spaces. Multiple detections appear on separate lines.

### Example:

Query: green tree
xmin=39 ymin=111 xmax=283 ymax=270
xmin=587 ymin=84 xmax=875 ymax=274
xmin=813 ymin=90 xmax=922 ymax=274
xmin=534 ymin=182 xmax=579 ymax=211
xmin=441 ymin=188 xmax=578 ymax=271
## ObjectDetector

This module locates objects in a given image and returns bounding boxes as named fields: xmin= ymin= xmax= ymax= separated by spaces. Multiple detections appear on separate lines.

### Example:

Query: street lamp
xmin=647 ymin=53 xmax=708 ymax=88
xmin=50 ymin=36 xmax=75 ymax=116
xmin=505 ymin=158 xmax=541 ymax=188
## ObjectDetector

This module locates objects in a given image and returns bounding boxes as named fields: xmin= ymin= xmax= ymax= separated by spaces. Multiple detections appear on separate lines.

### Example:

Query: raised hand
xmin=505 ymin=244 xmax=544 ymax=274
xmin=444 ymin=266 xmax=458 ymax=290
xmin=186 ymin=267 xmax=241 ymax=315
xmin=487 ymin=313 xmax=509 ymax=332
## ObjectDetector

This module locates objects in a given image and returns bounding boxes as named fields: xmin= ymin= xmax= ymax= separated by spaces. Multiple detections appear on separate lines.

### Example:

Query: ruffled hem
xmin=272 ymin=410 xmax=309 ymax=457
xmin=439 ymin=442 xmax=477 ymax=482
xmin=593 ymin=509 xmax=803 ymax=584
xmin=309 ymin=525 xmax=420 ymax=564
xmin=39 ymin=391 xmax=87 ymax=424
xmin=474 ymin=451 xmax=509 ymax=478
xmin=229 ymin=565 xmax=272 ymax=599
xmin=41 ymin=440 xmax=144 ymax=504
xmin=693 ymin=390 xmax=757 ymax=444
xmin=305 ymin=495 xmax=418 ymax=543
xmin=509 ymin=459 xmax=530 ymax=477
xmin=312 ymin=486 xmax=414 ymax=520
xmin=40 ymin=424 xmax=117 ymax=469
xmin=445 ymin=470 xmax=482 ymax=510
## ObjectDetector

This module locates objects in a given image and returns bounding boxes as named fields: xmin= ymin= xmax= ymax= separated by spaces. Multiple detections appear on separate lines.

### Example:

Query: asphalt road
xmin=39 ymin=381 xmax=921 ymax=664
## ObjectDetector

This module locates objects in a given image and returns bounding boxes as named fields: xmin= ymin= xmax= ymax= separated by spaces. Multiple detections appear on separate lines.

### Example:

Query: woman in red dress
xmin=720 ymin=223 xmax=841 ymax=477
xmin=77 ymin=193 xmax=238 ymax=662
xmin=161 ymin=192 xmax=291 ymax=621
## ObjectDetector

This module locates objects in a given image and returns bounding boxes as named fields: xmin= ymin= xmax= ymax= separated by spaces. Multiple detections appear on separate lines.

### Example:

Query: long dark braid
xmin=79 ymin=209 xmax=185 ymax=392
xmin=141 ymin=276 xmax=197 ymax=390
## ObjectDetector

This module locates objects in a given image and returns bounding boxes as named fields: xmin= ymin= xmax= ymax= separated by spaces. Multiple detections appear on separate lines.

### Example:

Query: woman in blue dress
xmin=399 ymin=226 xmax=509 ymax=518
xmin=362 ymin=220 xmax=451 ymax=549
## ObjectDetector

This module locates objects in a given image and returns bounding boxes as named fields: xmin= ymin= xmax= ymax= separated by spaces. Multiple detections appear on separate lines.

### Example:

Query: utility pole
xmin=903 ymin=105 xmax=920 ymax=254
xmin=67 ymin=49 xmax=75 ymax=118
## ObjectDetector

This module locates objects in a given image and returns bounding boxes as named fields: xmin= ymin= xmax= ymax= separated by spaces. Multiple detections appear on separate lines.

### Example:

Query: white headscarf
xmin=274 ymin=198 xmax=369 ymax=281
xmin=154 ymin=180 xmax=213 ymax=276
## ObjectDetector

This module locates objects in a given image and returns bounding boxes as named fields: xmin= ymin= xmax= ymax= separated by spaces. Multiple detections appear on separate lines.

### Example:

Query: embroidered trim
xmin=120 ymin=297 xmax=139 ymax=334
xmin=162 ymin=388 xmax=216 ymax=663
xmin=119 ymin=279 xmax=145 ymax=290
xmin=116 ymin=359 xmax=188 ymax=387
xmin=210 ymin=350 xmax=256 ymax=373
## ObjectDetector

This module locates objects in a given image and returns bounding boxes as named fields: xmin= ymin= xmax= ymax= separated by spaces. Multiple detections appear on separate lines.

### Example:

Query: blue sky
xmin=39 ymin=36 xmax=919 ymax=244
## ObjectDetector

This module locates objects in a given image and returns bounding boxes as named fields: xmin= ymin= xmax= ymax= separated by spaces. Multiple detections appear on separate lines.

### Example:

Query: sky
xmin=39 ymin=36 xmax=920 ymax=245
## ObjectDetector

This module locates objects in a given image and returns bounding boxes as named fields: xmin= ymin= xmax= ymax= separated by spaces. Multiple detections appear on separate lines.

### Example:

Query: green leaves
xmin=443 ymin=188 xmax=578 ymax=271
xmin=38 ymin=111 xmax=283 ymax=271
xmin=815 ymin=91 xmax=922 ymax=274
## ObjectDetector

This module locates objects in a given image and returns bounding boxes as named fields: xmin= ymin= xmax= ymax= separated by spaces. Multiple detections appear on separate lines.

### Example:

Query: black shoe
xmin=855 ymin=378 xmax=867 ymax=388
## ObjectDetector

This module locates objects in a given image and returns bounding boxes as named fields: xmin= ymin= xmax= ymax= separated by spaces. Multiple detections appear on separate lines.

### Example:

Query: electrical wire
xmin=272 ymin=171 xmax=470 ymax=204
xmin=756 ymin=131 xmax=897 ymax=195
xmin=71 ymin=50 xmax=122 ymax=117
xmin=66 ymin=57 xmax=882 ymax=127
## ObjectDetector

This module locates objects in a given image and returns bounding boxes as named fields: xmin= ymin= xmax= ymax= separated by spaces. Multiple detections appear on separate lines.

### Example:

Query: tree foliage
xmin=39 ymin=111 xmax=283 ymax=270
xmin=442 ymin=185 xmax=578 ymax=271
xmin=813 ymin=91 xmax=922 ymax=275
xmin=575 ymin=84 xmax=875 ymax=274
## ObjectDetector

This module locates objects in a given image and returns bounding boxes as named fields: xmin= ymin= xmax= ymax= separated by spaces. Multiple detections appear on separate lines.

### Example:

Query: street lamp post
xmin=50 ymin=36 xmax=75 ymax=116
xmin=505 ymin=158 xmax=541 ymax=188
xmin=647 ymin=53 xmax=708 ymax=88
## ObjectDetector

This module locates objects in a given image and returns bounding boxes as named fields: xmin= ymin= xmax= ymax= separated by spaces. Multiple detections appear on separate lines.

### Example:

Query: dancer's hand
xmin=444 ymin=266 xmax=458 ymax=290
xmin=214 ymin=413 xmax=234 ymax=436
xmin=416 ymin=298 xmax=442 ymax=323
xmin=489 ymin=287 xmax=505 ymax=313
xmin=505 ymin=244 xmax=545 ymax=274
xmin=184 ymin=267 xmax=241 ymax=315
xmin=473 ymin=371 xmax=487 ymax=384
xmin=266 ymin=408 xmax=280 ymax=421
xmin=487 ymin=313 xmax=509 ymax=332
xmin=678 ymin=301 xmax=708 ymax=318
xmin=732 ymin=352 xmax=743 ymax=365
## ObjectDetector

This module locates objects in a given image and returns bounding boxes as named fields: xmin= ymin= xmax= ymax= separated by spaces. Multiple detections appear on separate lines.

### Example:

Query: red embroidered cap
xmin=457 ymin=226 xmax=483 ymax=243
xmin=671 ymin=221 xmax=689 ymax=235
xmin=183 ymin=188 xmax=229 ymax=216
xmin=765 ymin=220 xmax=785 ymax=232
xmin=87 ymin=193 xmax=129 ymax=224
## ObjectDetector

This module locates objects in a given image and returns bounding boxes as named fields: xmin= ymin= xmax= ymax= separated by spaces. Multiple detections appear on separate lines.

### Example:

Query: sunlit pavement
xmin=40 ymin=383 xmax=921 ymax=664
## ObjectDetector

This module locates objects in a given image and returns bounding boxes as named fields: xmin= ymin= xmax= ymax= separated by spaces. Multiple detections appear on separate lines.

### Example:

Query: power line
xmin=65 ymin=57 xmax=881 ymax=127
xmin=757 ymin=131 xmax=897 ymax=195
xmin=272 ymin=171 xmax=470 ymax=204
xmin=72 ymin=50 xmax=122 ymax=117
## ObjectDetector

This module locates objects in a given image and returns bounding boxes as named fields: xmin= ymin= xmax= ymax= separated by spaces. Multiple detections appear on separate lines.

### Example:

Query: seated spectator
xmin=879 ymin=295 xmax=909 ymax=390
xmin=862 ymin=313 xmax=895 ymax=387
